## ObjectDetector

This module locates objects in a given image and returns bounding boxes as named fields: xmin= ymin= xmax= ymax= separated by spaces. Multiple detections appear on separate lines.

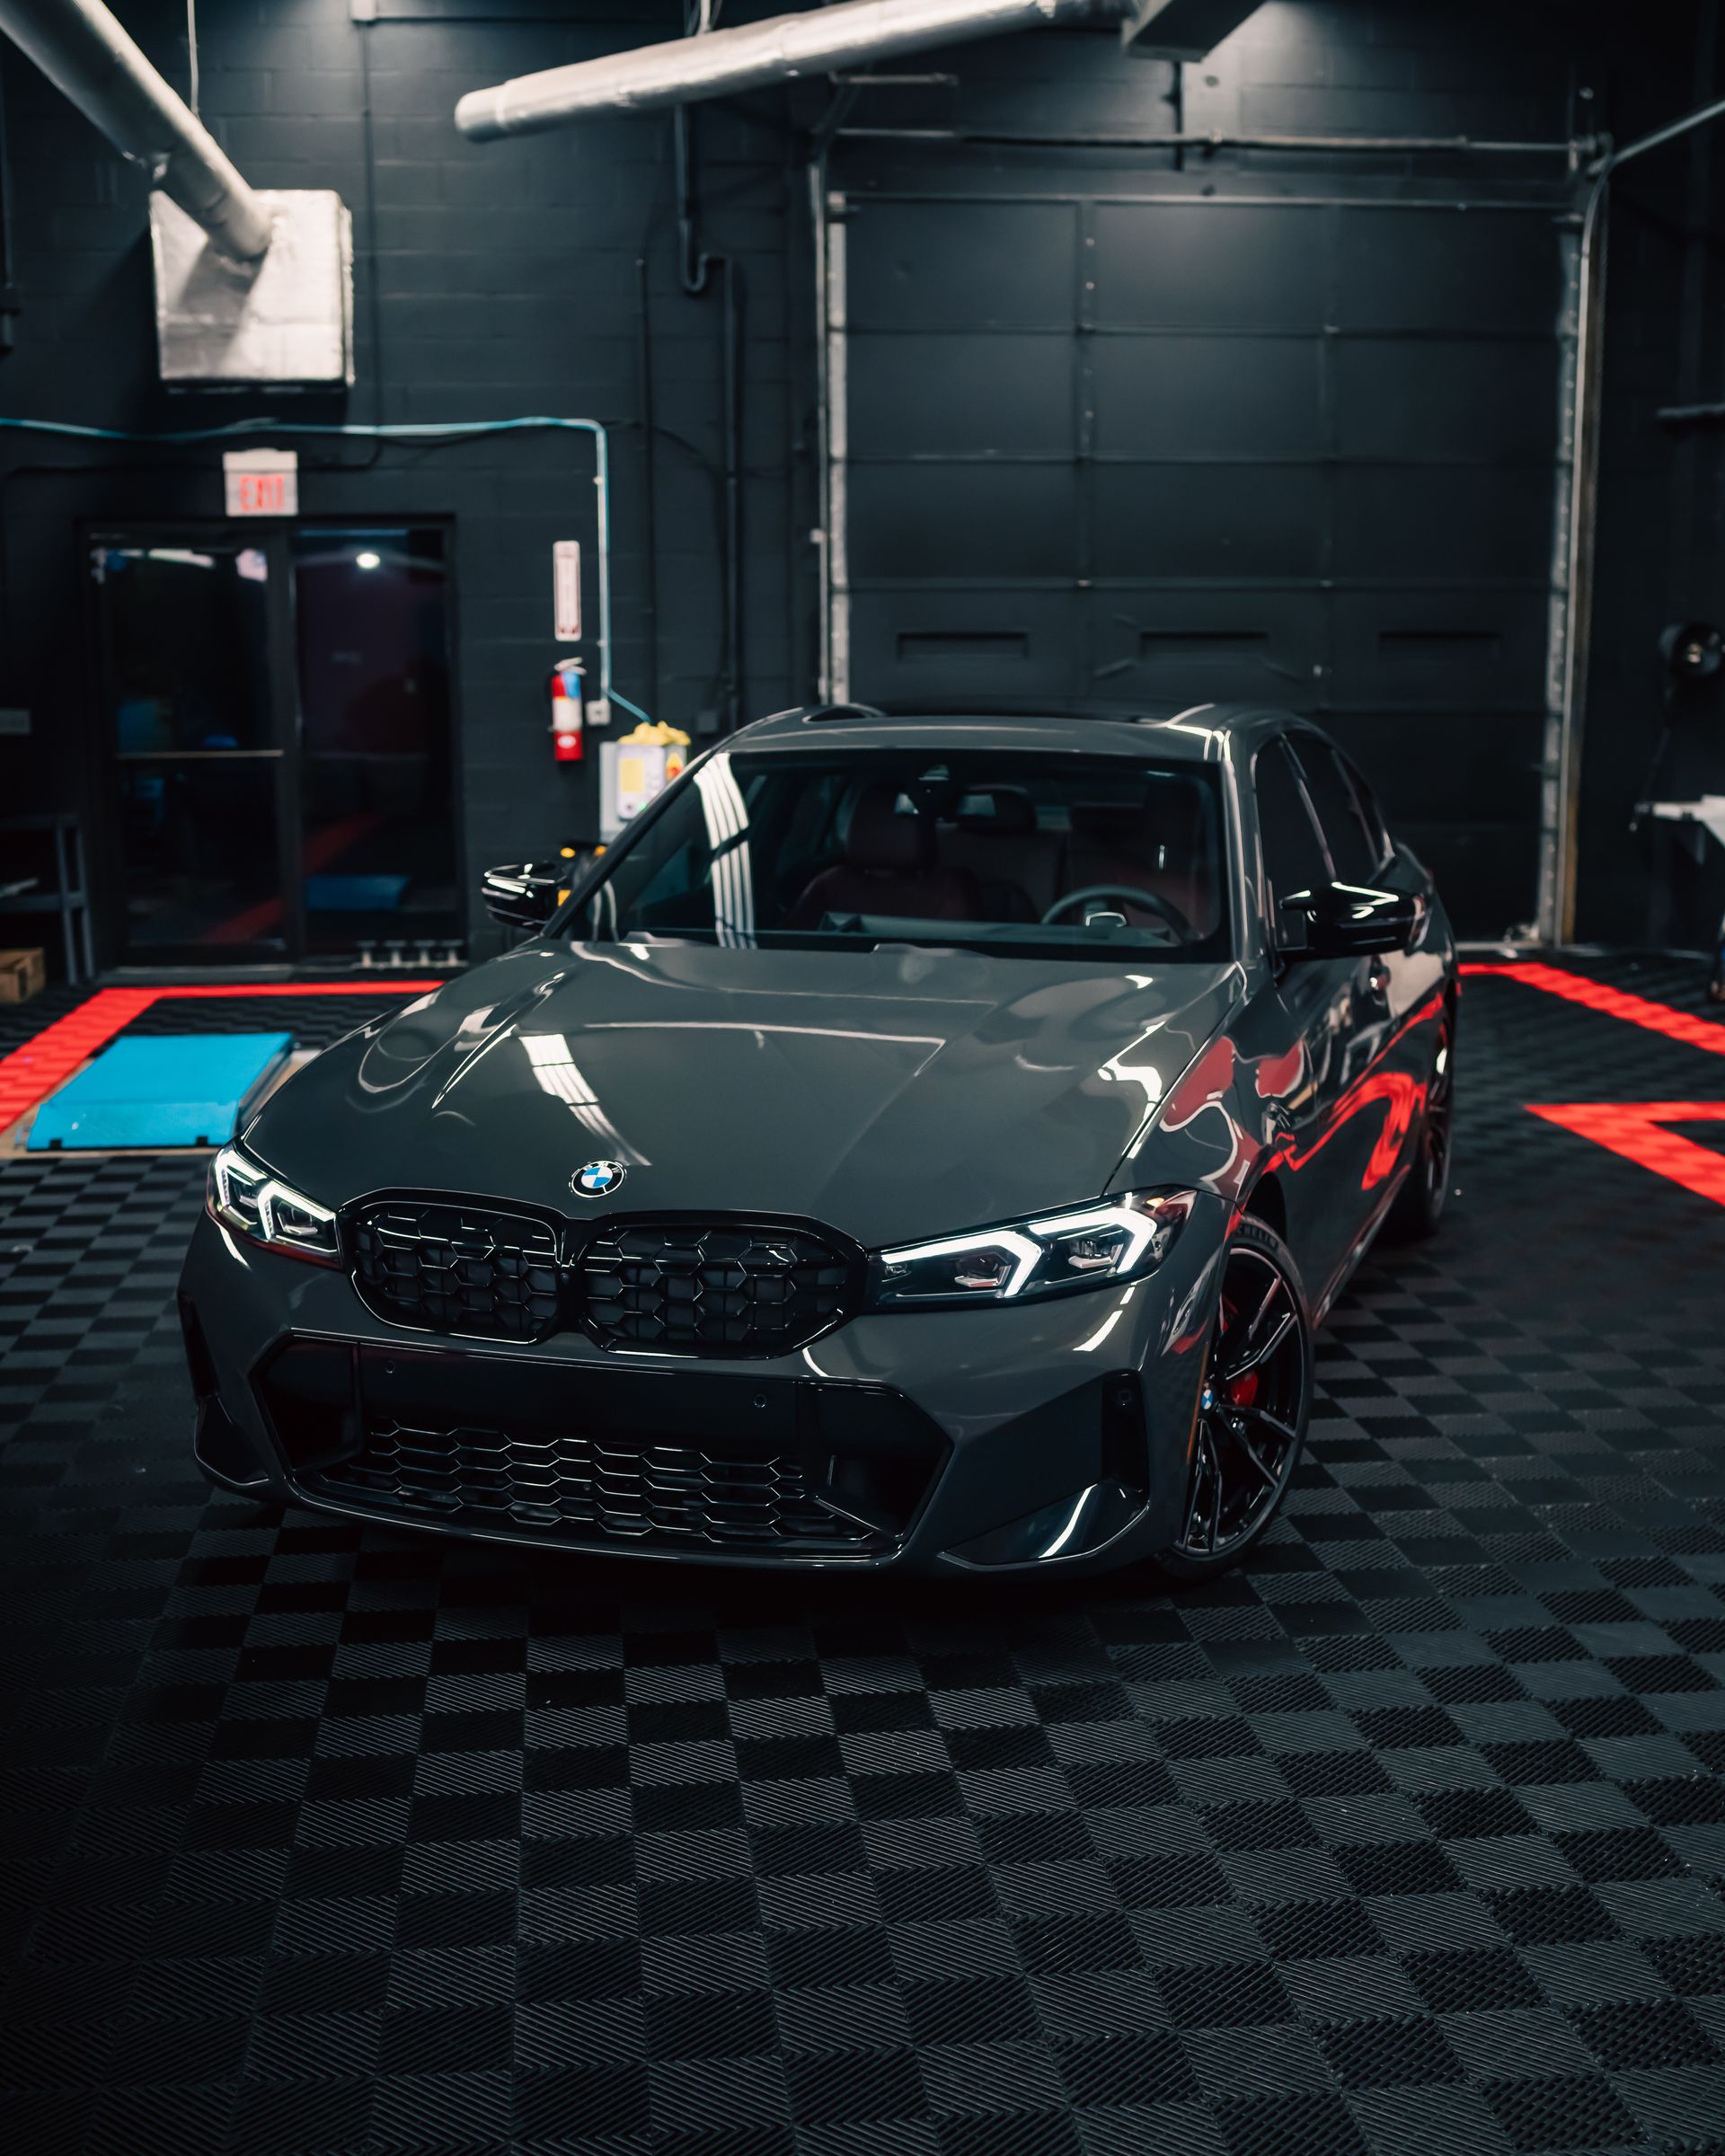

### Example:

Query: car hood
xmin=248 ymin=941 xmax=1243 ymax=1249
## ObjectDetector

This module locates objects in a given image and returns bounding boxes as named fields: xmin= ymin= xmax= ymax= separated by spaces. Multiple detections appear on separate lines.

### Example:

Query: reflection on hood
xmin=249 ymin=941 xmax=1244 ymax=1248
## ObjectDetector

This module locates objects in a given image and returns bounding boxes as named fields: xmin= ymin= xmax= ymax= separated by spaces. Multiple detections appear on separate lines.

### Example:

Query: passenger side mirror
xmin=1279 ymin=880 xmax=1419 ymax=959
xmin=482 ymin=861 xmax=563 ymax=930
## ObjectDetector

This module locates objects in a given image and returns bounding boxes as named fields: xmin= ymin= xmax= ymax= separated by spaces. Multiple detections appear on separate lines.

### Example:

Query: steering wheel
xmin=1041 ymin=884 xmax=1191 ymax=937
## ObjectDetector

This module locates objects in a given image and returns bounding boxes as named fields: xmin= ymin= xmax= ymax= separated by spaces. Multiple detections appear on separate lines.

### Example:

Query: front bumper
xmin=177 ymin=1194 xmax=1226 ymax=1577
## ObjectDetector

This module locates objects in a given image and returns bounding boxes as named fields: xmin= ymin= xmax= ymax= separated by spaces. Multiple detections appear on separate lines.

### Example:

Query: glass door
xmin=292 ymin=528 xmax=458 ymax=956
xmin=90 ymin=524 xmax=459 ymax=967
xmin=93 ymin=535 xmax=294 ymax=962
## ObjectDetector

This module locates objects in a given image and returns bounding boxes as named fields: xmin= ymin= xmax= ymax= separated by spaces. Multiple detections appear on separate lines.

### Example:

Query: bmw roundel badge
xmin=573 ymin=1160 xmax=626 ymax=1198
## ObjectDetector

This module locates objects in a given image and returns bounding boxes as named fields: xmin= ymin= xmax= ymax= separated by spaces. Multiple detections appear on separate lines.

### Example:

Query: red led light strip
xmin=1461 ymin=961 xmax=1725 ymax=1206
xmin=1526 ymin=1101 xmax=1725 ymax=1208
xmin=1460 ymin=960 xmax=1725 ymax=1058
xmin=0 ymin=981 xmax=443 ymax=1131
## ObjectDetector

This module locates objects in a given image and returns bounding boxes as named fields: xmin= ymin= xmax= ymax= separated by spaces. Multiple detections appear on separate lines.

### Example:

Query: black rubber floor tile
xmin=4 ymin=964 xmax=1725 ymax=2151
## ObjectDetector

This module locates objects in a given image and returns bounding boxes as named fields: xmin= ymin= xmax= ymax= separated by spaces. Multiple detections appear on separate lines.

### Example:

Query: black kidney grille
xmin=311 ymin=1420 xmax=878 ymax=1551
xmin=579 ymin=1224 xmax=854 ymax=1356
xmin=351 ymin=1202 xmax=562 ymax=1340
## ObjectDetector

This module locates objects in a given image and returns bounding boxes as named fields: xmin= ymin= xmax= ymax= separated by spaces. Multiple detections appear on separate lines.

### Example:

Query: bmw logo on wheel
xmin=573 ymin=1160 xmax=626 ymax=1198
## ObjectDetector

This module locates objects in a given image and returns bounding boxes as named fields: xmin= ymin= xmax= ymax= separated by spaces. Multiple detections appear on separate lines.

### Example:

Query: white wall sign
xmin=223 ymin=448 xmax=298 ymax=517
xmin=553 ymin=539 xmax=581 ymax=641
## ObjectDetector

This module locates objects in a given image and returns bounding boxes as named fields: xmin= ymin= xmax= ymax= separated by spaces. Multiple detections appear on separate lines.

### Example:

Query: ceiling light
xmin=355 ymin=550 xmax=382 ymax=570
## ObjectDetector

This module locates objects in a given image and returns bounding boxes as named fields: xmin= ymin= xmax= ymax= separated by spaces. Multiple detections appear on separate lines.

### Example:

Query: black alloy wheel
xmin=1160 ymin=1217 xmax=1310 ymax=1577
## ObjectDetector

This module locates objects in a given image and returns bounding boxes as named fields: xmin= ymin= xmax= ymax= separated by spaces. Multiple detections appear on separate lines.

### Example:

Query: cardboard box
xmin=0 ymin=948 xmax=46 ymax=1003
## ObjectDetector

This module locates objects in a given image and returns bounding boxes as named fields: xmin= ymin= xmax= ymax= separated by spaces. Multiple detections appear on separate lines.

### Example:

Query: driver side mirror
xmin=1278 ymin=880 xmax=1420 ymax=959
xmin=482 ymin=861 xmax=564 ymax=930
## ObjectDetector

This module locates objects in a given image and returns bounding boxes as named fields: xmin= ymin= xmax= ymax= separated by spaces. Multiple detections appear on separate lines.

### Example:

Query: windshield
xmin=567 ymin=747 xmax=1231 ymax=961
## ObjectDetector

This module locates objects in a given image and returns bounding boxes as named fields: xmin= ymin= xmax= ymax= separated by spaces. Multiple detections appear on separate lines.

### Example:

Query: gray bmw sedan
xmin=179 ymin=702 xmax=1455 ymax=1578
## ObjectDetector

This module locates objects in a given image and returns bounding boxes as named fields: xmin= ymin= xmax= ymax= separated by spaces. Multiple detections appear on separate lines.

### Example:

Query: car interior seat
xmin=785 ymin=780 xmax=981 ymax=928
xmin=936 ymin=787 xmax=1066 ymax=921
xmin=1065 ymin=779 xmax=1217 ymax=935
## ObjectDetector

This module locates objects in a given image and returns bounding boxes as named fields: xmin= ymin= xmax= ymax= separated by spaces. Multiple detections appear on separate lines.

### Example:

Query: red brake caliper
xmin=1216 ymin=1296 xmax=1261 ymax=1409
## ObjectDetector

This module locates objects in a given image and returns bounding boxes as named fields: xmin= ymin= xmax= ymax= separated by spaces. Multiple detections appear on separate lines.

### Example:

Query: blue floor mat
xmin=26 ymin=1032 xmax=294 ymax=1150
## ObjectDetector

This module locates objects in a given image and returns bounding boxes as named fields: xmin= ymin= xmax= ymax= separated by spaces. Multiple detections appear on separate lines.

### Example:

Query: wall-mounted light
xmin=355 ymin=550 xmax=382 ymax=570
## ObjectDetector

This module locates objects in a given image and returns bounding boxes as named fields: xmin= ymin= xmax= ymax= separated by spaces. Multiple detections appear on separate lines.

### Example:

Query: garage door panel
xmin=846 ymin=200 xmax=1077 ymax=330
xmin=1093 ymin=202 xmax=1328 ymax=331
xmin=1092 ymin=464 xmax=1327 ymax=580
xmin=851 ymin=589 xmax=1080 ymax=702
xmin=1398 ymin=819 xmax=1538 ymax=935
xmin=1092 ymin=336 xmax=1325 ymax=461
xmin=1333 ymin=467 xmax=1551 ymax=581
xmin=1334 ymin=207 xmax=1560 ymax=331
xmin=1086 ymin=589 xmax=1326 ymax=705
xmin=1331 ymin=589 xmax=1548 ymax=711
xmin=1323 ymin=711 xmax=1542 ymax=823
xmin=850 ymin=332 xmax=1074 ymax=460
xmin=849 ymin=464 xmax=1076 ymax=579
xmin=1336 ymin=338 xmax=1557 ymax=464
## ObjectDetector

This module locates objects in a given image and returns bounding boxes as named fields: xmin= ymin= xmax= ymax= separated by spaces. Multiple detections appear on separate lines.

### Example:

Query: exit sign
xmin=223 ymin=448 xmax=298 ymax=518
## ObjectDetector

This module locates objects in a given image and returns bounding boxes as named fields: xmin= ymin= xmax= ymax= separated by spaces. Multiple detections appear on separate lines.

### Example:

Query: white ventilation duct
xmin=456 ymin=0 xmax=1112 ymax=142
xmin=0 ymin=0 xmax=270 ymax=261
xmin=0 ymin=0 xmax=355 ymax=384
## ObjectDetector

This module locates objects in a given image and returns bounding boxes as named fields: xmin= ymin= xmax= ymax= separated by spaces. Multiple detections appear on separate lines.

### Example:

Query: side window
xmin=1290 ymin=736 xmax=1381 ymax=884
xmin=1253 ymin=738 xmax=1331 ymax=914
xmin=1340 ymin=755 xmax=1392 ymax=867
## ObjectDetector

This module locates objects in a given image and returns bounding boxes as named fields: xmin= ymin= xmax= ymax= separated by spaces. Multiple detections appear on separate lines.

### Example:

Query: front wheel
xmin=1157 ymin=1216 xmax=1312 ymax=1579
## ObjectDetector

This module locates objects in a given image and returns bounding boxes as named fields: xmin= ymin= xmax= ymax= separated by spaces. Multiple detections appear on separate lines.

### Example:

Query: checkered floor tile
xmin=2 ymin=958 xmax=1724 ymax=2155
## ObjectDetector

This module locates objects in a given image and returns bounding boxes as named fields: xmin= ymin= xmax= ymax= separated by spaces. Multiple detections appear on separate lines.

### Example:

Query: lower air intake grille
xmin=311 ymin=1419 xmax=879 ymax=1551
xmin=351 ymin=1202 xmax=562 ymax=1340
xmin=579 ymin=1224 xmax=854 ymax=1356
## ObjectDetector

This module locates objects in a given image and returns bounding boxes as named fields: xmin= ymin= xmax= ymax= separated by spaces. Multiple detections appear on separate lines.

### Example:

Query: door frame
xmin=82 ymin=516 xmax=461 ymax=972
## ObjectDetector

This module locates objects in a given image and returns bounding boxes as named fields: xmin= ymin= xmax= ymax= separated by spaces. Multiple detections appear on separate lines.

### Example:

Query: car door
xmin=1286 ymin=732 xmax=1433 ymax=1250
xmin=1252 ymin=735 xmax=1375 ymax=1308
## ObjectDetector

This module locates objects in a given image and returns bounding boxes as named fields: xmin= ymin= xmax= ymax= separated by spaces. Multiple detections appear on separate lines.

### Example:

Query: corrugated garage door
xmin=825 ymin=186 xmax=1567 ymax=938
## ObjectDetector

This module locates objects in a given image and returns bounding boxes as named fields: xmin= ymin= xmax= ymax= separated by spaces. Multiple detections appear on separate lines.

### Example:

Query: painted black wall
xmin=0 ymin=0 xmax=1718 ymax=959
xmin=0 ymin=0 xmax=806 ymax=964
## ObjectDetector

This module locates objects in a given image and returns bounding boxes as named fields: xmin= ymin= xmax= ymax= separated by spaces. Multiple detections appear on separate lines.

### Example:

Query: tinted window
xmin=1340 ymin=754 xmax=1392 ymax=865
xmin=572 ymin=747 xmax=1231 ymax=962
xmin=1254 ymin=738 xmax=1331 ymax=910
xmin=1290 ymin=736 xmax=1382 ymax=884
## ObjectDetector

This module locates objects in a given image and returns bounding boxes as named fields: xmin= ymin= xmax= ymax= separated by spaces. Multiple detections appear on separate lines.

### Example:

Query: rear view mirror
xmin=1279 ymin=880 xmax=1420 ymax=959
xmin=482 ymin=861 xmax=563 ymax=930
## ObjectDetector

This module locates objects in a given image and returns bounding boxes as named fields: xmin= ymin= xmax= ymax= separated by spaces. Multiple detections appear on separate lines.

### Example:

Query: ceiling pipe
xmin=456 ymin=0 xmax=1113 ymax=142
xmin=0 ymin=0 xmax=270 ymax=260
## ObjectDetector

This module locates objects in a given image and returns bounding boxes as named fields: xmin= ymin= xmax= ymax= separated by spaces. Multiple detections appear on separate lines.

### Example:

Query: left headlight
xmin=208 ymin=1142 xmax=341 ymax=1267
xmin=871 ymin=1190 xmax=1193 ymax=1309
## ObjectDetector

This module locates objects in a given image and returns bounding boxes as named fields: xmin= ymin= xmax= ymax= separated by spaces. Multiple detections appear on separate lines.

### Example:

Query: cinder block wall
xmin=0 ymin=0 xmax=804 ymax=959
xmin=0 ymin=0 xmax=1713 ymax=954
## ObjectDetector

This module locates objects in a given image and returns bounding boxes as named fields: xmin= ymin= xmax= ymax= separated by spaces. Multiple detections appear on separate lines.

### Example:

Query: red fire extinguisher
xmin=549 ymin=658 xmax=583 ymax=763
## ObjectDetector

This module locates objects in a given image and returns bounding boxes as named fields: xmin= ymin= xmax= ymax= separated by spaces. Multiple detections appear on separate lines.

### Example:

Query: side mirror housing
xmin=1279 ymin=880 xmax=1420 ymax=959
xmin=482 ymin=861 xmax=563 ymax=930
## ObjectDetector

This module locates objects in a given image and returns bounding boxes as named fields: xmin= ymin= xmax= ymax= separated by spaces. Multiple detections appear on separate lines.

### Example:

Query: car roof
xmin=727 ymin=701 xmax=1304 ymax=764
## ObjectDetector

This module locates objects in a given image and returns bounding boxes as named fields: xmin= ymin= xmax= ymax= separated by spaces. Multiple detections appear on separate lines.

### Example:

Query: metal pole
xmin=1539 ymin=88 xmax=1725 ymax=941
xmin=0 ymin=0 xmax=270 ymax=260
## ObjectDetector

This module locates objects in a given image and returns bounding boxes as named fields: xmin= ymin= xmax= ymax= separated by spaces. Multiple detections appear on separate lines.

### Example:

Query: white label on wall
xmin=223 ymin=448 xmax=298 ymax=518
xmin=553 ymin=540 xmax=581 ymax=641
xmin=0 ymin=708 xmax=29 ymax=735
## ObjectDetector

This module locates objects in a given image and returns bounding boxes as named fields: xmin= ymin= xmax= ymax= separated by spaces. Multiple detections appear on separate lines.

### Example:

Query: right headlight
xmin=208 ymin=1142 xmax=341 ymax=1267
xmin=871 ymin=1190 xmax=1193 ymax=1309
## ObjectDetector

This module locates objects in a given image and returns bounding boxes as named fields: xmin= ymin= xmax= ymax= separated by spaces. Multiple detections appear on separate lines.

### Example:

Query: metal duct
xmin=456 ymin=0 xmax=1110 ymax=142
xmin=0 ymin=0 xmax=270 ymax=260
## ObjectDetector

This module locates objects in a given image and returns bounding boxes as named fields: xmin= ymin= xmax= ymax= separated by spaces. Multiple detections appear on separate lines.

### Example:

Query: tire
xmin=1384 ymin=1002 xmax=1455 ymax=1243
xmin=1157 ymin=1215 xmax=1312 ymax=1579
